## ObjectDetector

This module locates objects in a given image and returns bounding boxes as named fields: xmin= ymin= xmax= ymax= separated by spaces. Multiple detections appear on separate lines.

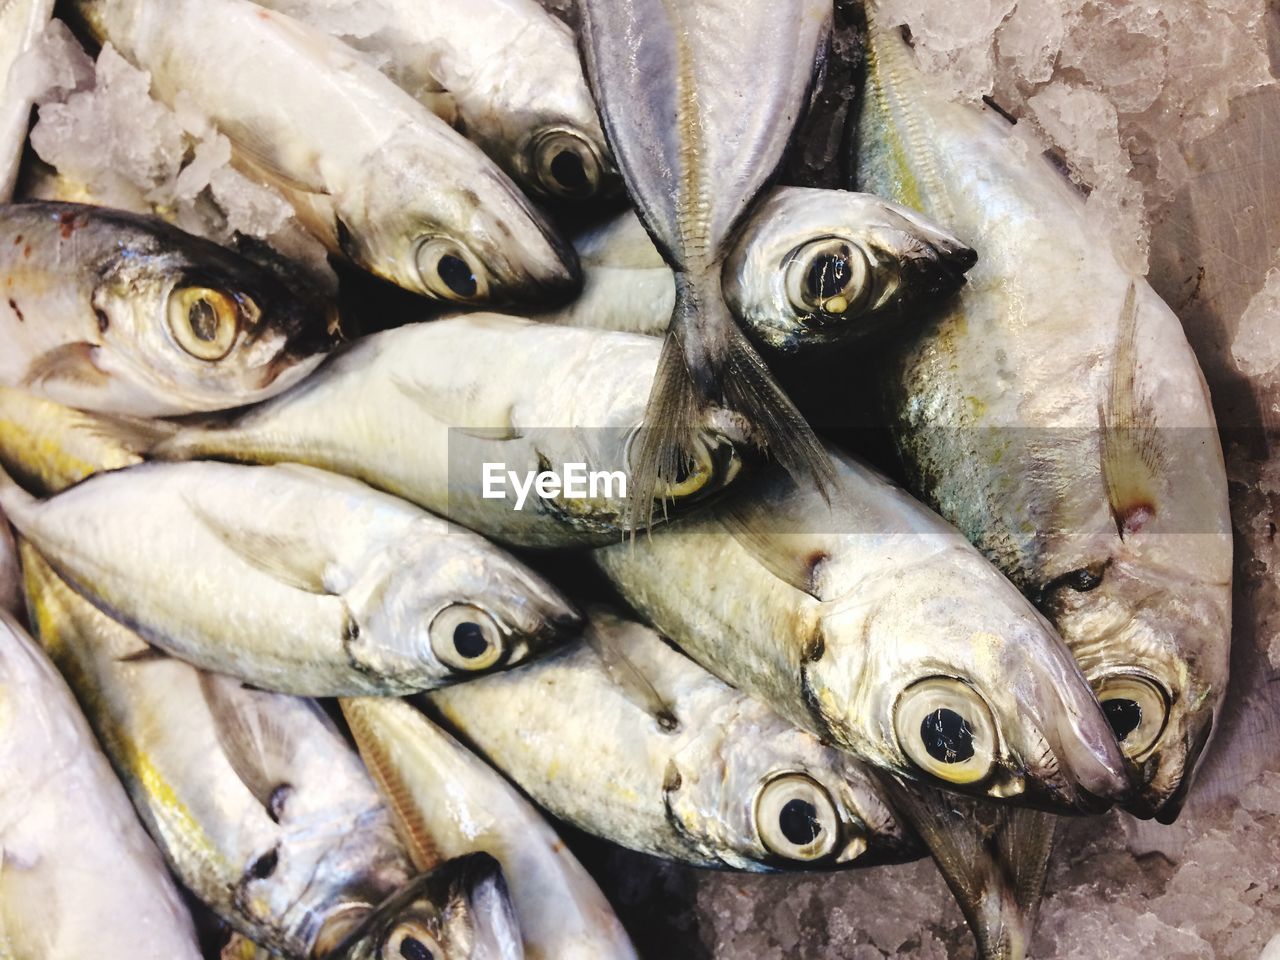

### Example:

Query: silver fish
xmin=0 ymin=506 xmax=17 ymax=617
xmin=0 ymin=0 xmax=55 ymax=201
xmin=546 ymin=188 xmax=975 ymax=353
xmin=69 ymin=0 xmax=579 ymax=304
xmin=0 ymin=458 xmax=578 ymax=695
xmin=431 ymin=608 xmax=922 ymax=871
xmin=857 ymin=6 xmax=1232 ymax=823
xmin=152 ymin=316 xmax=743 ymax=547
xmin=259 ymin=0 xmax=617 ymax=203
xmin=23 ymin=548 xmax=523 ymax=960
xmin=0 ymin=609 xmax=201 ymax=960
xmin=0 ymin=202 xmax=332 ymax=417
xmin=577 ymin=0 xmax=834 ymax=519
xmin=341 ymin=696 xmax=638 ymax=960
xmin=595 ymin=447 xmax=1132 ymax=813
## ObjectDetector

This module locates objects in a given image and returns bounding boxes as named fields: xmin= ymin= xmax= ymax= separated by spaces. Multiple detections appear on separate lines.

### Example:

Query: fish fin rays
xmin=584 ymin=610 xmax=679 ymax=730
xmin=722 ymin=497 xmax=829 ymax=600
xmin=199 ymin=671 xmax=297 ymax=823
xmin=183 ymin=497 xmax=331 ymax=595
xmin=389 ymin=374 xmax=522 ymax=441
xmin=21 ymin=342 xmax=110 ymax=391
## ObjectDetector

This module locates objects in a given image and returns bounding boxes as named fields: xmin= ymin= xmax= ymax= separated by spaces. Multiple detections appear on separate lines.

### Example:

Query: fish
xmin=0 ymin=506 xmax=17 ymax=617
xmin=341 ymin=695 xmax=639 ymax=959
xmin=0 ymin=0 xmax=55 ymax=201
xmin=68 ymin=0 xmax=580 ymax=304
xmin=0 ymin=609 xmax=202 ymax=959
xmin=0 ymin=202 xmax=334 ymax=417
xmin=258 ymin=0 xmax=618 ymax=203
xmin=151 ymin=316 xmax=744 ymax=547
xmin=577 ymin=0 xmax=834 ymax=521
xmin=0 ymin=458 xmax=579 ymax=695
xmin=594 ymin=447 xmax=1133 ymax=814
xmin=857 ymin=5 xmax=1232 ymax=823
xmin=544 ymin=188 xmax=976 ymax=354
xmin=431 ymin=607 xmax=924 ymax=870
xmin=22 ymin=547 xmax=524 ymax=959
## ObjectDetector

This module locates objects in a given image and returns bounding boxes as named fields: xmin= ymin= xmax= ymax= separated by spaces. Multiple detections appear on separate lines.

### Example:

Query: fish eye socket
xmin=894 ymin=678 xmax=997 ymax=785
xmin=167 ymin=286 xmax=246 ymax=361
xmin=640 ymin=432 xmax=740 ymax=501
xmin=1093 ymin=672 xmax=1169 ymax=759
xmin=381 ymin=920 xmax=443 ymax=960
xmin=415 ymin=238 xmax=489 ymax=302
xmin=784 ymin=238 xmax=872 ymax=321
xmin=755 ymin=774 xmax=840 ymax=862
xmin=1062 ymin=566 xmax=1105 ymax=592
xmin=429 ymin=604 xmax=504 ymax=672
xmin=532 ymin=129 xmax=602 ymax=199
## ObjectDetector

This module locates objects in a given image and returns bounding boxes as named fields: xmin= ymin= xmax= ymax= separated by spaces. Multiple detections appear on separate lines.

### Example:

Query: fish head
xmin=511 ymin=122 xmax=620 ymax=203
xmin=90 ymin=220 xmax=332 ymax=411
xmin=320 ymin=853 xmax=522 ymax=960
xmin=662 ymin=702 xmax=919 ymax=870
xmin=810 ymin=546 xmax=1132 ymax=813
xmin=345 ymin=131 xmax=581 ymax=306
xmin=722 ymin=188 xmax=976 ymax=354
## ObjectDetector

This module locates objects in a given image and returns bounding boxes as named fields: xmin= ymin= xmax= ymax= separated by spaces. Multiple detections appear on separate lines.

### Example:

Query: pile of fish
xmin=0 ymin=0 xmax=1233 ymax=958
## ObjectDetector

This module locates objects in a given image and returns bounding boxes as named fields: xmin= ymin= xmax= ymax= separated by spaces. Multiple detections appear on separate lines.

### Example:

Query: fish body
xmin=0 ymin=507 xmax=17 ymax=617
xmin=342 ymin=696 xmax=638 ymax=960
xmin=0 ymin=609 xmax=201 ymax=959
xmin=578 ymin=0 xmax=834 ymax=517
xmin=69 ymin=0 xmax=579 ymax=303
xmin=154 ymin=316 xmax=743 ymax=546
xmin=0 ymin=0 xmax=55 ymax=201
xmin=595 ymin=447 xmax=1131 ymax=814
xmin=432 ymin=608 xmax=923 ymax=870
xmin=0 ymin=202 xmax=331 ymax=417
xmin=857 ymin=8 xmax=1232 ymax=822
xmin=0 ymin=458 xmax=577 ymax=694
xmin=259 ymin=0 xmax=616 ymax=202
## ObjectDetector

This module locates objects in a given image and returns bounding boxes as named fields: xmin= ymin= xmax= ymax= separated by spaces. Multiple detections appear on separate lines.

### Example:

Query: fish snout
xmin=1124 ymin=712 xmax=1215 ymax=824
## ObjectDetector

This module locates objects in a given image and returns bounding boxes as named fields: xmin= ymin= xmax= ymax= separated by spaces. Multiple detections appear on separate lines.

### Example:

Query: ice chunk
xmin=1231 ymin=258 xmax=1280 ymax=383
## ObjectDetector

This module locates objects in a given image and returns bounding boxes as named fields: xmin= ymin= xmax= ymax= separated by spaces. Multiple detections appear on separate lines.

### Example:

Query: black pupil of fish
xmin=921 ymin=708 xmax=975 ymax=764
xmin=399 ymin=937 xmax=433 ymax=960
xmin=1103 ymin=698 xmax=1143 ymax=741
xmin=1067 ymin=567 xmax=1104 ymax=591
xmin=550 ymin=149 xmax=588 ymax=191
xmin=453 ymin=621 xmax=490 ymax=659
xmin=438 ymin=254 xmax=477 ymax=298
xmin=805 ymin=247 xmax=852 ymax=301
xmin=778 ymin=797 xmax=823 ymax=847
xmin=189 ymin=297 xmax=220 ymax=341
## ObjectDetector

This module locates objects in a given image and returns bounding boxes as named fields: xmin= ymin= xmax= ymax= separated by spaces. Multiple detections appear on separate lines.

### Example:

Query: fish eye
xmin=755 ymin=774 xmax=840 ymax=862
xmin=429 ymin=604 xmax=504 ymax=672
xmin=167 ymin=286 xmax=250 ymax=361
xmin=1061 ymin=565 xmax=1105 ymax=592
xmin=415 ymin=238 xmax=489 ymax=302
xmin=1093 ymin=672 xmax=1169 ymax=759
xmin=784 ymin=238 xmax=872 ymax=322
xmin=531 ymin=128 xmax=603 ymax=200
xmin=628 ymin=431 xmax=740 ymax=501
xmin=894 ymin=678 xmax=997 ymax=785
xmin=380 ymin=920 xmax=443 ymax=960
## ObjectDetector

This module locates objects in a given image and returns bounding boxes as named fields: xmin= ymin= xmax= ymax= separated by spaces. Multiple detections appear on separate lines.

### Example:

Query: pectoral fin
xmin=184 ymin=498 xmax=331 ymax=595
xmin=21 ymin=343 xmax=110 ymax=390
xmin=584 ymin=611 xmax=679 ymax=730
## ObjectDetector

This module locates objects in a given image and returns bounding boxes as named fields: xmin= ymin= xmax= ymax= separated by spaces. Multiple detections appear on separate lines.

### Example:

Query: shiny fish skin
xmin=68 ymin=0 xmax=579 ymax=305
xmin=431 ymin=609 xmax=923 ymax=871
xmin=595 ymin=448 xmax=1132 ymax=814
xmin=0 ymin=459 xmax=578 ymax=695
xmin=0 ymin=508 xmax=17 ymax=617
xmin=857 ymin=7 xmax=1232 ymax=823
xmin=0 ymin=609 xmax=201 ymax=960
xmin=258 ymin=0 xmax=617 ymax=203
xmin=0 ymin=202 xmax=331 ymax=417
xmin=0 ymin=0 xmax=55 ymax=201
xmin=540 ymin=188 xmax=975 ymax=353
xmin=341 ymin=696 xmax=638 ymax=960
xmin=152 ymin=316 xmax=743 ymax=547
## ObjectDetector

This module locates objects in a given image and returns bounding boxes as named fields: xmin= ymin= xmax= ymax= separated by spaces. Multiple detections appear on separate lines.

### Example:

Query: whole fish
xmin=857 ymin=6 xmax=1232 ymax=823
xmin=152 ymin=316 xmax=744 ymax=547
xmin=0 ymin=202 xmax=333 ymax=417
xmin=0 ymin=459 xmax=578 ymax=695
xmin=342 ymin=696 xmax=638 ymax=960
xmin=258 ymin=0 xmax=617 ymax=203
xmin=68 ymin=0 xmax=579 ymax=304
xmin=595 ymin=448 xmax=1132 ymax=813
xmin=22 ymin=548 xmax=523 ymax=960
xmin=0 ymin=0 xmax=55 ymax=201
xmin=431 ymin=608 xmax=923 ymax=870
xmin=0 ymin=610 xmax=202 ymax=959
xmin=578 ymin=0 xmax=834 ymax=519
xmin=545 ymin=188 xmax=975 ymax=354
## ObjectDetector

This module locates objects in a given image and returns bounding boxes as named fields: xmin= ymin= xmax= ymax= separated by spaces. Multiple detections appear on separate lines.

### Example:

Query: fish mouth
xmin=1123 ymin=714 xmax=1214 ymax=823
